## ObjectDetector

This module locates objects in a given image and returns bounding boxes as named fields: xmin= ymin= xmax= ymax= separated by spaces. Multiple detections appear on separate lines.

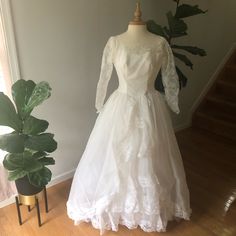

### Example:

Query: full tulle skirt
xmin=66 ymin=89 xmax=191 ymax=235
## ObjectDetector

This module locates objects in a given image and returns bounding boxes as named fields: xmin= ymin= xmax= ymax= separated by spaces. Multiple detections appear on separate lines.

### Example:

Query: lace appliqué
xmin=95 ymin=36 xmax=180 ymax=114
xmin=118 ymin=38 xmax=163 ymax=56
xmin=95 ymin=37 xmax=115 ymax=113
xmin=119 ymin=44 xmax=153 ymax=56
xmin=161 ymin=38 xmax=180 ymax=114
xmin=67 ymin=196 xmax=191 ymax=235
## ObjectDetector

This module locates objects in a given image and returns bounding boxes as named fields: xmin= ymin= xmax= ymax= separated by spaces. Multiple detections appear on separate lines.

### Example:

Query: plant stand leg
xmin=35 ymin=197 xmax=41 ymax=227
xmin=15 ymin=196 xmax=22 ymax=225
xmin=43 ymin=186 xmax=48 ymax=213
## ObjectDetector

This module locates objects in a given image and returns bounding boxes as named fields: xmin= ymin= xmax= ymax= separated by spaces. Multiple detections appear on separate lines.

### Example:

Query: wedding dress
xmin=67 ymin=34 xmax=191 ymax=235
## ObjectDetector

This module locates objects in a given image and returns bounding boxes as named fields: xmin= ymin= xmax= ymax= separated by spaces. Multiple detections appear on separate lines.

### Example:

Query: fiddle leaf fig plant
xmin=0 ymin=79 xmax=57 ymax=188
xmin=147 ymin=0 xmax=207 ymax=92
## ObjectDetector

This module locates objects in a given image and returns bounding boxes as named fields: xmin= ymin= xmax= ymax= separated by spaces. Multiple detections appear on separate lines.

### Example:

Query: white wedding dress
xmin=67 ymin=34 xmax=191 ymax=235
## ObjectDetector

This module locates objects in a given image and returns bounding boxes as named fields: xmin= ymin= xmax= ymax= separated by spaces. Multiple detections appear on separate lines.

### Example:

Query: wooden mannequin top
xmin=129 ymin=2 xmax=146 ymax=25
xmin=117 ymin=3 xmax=159 ymax=47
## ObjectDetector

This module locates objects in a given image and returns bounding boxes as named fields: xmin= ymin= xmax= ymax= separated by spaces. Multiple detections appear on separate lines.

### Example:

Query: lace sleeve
xmin=95 ymin=36 xmax=114 ymax=113
xmin=161 ymin=38 xmax=180 ymax=114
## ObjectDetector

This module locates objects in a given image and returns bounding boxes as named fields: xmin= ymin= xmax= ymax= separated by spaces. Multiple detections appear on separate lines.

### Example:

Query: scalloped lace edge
xmin=67 ymin=204 xmax=191 ymax=235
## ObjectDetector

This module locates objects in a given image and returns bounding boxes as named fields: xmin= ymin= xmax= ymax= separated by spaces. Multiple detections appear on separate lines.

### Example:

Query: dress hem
xmin=67 ymin=203 xmax=191 ymax=235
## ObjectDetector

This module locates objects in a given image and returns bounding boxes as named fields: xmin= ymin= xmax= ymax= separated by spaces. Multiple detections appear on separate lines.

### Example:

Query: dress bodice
xmin=114 ymin=37 xmax=161 ymax=97
xmin=95 ymin=35 xmax=180 ymax=114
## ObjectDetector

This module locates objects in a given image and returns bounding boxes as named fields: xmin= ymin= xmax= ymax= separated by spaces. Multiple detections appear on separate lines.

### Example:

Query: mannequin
xmin=118 ymin=3 xmax=157 ymax=48
xmin=129 ymin=2 xmax=146 ymax=25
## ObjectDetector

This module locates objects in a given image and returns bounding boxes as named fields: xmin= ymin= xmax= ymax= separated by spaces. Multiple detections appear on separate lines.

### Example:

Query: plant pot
xmin=15 ymin=176 xmax=44 ymax=196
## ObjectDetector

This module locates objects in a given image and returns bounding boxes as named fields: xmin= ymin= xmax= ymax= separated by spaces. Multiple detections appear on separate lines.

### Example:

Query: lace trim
xmin=67 ymin=176 xmax=192 ymax=235
xmin=161 ymin=38 xmax=180 ymax=114
xmin=118 ymin=44 xmax=153 ymax=56
xmin=67 ymin=202 xmax=191 ymax=235
xmin=115 ymin=35 xmax=164 ymax=56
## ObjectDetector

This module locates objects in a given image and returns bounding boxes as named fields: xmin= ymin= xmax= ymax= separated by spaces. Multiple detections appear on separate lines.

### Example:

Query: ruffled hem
xmin=66 ymin=85 xmax=192 ymax=235
xmin=67 ymin=203 xmax=191 ymax=235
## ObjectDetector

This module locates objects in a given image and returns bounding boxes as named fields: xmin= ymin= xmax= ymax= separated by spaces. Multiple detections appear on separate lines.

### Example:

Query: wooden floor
xmin=0 ymin=127 xmax=236 ymax=236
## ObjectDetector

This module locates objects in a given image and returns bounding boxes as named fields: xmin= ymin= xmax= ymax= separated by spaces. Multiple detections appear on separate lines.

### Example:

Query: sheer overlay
xmin=67 ymin=35 xmax=191 ymax=235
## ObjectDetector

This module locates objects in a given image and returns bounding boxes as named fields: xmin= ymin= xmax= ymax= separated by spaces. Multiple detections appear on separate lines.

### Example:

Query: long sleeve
xmin=95 ymin=37 xmax=114 ymax=113
xmin=161 ymin=38 xmax=180 ymax=114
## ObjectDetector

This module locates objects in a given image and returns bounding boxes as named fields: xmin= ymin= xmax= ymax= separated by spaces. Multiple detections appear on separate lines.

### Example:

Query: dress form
xmin=119 ymin=3 xmax=157 ymax=47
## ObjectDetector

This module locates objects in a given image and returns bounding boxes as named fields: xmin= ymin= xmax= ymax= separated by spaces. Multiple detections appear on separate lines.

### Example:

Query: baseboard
xmin=48 ymin=168 xmax=76 ymax=188
xmin=190 ymin=42 xmax=236 ymax=115
xmin=0 ymin=168 xmax=76 ymax=208
xmin=0 ymin=195 xmax=15 ymax=208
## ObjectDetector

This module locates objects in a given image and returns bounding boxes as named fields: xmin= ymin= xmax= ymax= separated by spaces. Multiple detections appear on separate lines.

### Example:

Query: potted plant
xmin=0 ymin=79 xmax=57 ymax=196
xmin=146 ymin=0 xmax=207 ymax=92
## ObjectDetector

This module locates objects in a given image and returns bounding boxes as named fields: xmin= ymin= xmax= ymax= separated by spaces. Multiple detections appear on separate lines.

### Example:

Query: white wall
xmin=9 ymin=0 xmax=236 ymax=179
xmin=9 ymin=0 xmax=170 ymax=179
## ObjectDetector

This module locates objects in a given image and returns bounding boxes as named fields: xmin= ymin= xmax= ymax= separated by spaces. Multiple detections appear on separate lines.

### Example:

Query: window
xmin=0 ymin=68 xmax=9 ymax=162
xmin=0 ymin=0 xmax=20 ymax=203
xmin=0 ymin=0 xmax=20 ymax=83
xmin=0 ymin=0 xmax=20 ymax=162
xmin=0 ymin=4 xmax=10 ymax=162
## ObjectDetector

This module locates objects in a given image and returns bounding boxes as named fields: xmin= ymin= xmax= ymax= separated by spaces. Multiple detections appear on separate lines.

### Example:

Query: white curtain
xmin=0 ymin=7 xmax=17 ymax=202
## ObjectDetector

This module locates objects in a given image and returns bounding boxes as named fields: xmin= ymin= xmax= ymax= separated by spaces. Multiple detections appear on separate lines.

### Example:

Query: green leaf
xmin=173 ymin=51 xmax=193 ymax=69
xmin=172 ymin=45 xmax=207 ymax=56
xmin=146 ymin=20 xmax=166 ymax=38
xmin=32 ymin=151 xmax=54 ymax=165
xmin=11 ymin=79 xmax=36 ymax=119
xmin=166 ymin=11 xmax=188 ymax=37
xmin=0 ymin=92 xmax=22 ymax=131
xmin=28 ymin=167 xmax=52 ymax=187
xmin=24 ymin=82 xmax=51 ymax=114
xmin=23 ymin=116 xmax=49 ymax=135
xmin=164 ymin=26 xmax=187 ymax=38
xmin=3 ymin=151 xmax=43 ymax=171
xmin=3 ymin=151 xmax=43 ymax=181
xmin=163 ymin=27 xmax=171 ymax=38
xmin=176 ymin=4 xmax=207 ymax=18
xmin=25 ymin=133 xmax=57 ymax=153
xmin=38 ymin=157 xmax=55 ymax=166
xmin=8 ymin=169 xmax=28 ymax=181
xmin=32 ymin=151 xmax=48 ymax=159
xmin=176 ymin=66 xmax=188 ymax=88
xmin=0 ymin=133 xmax=25 ymax=153
xmin=3 ymin=153 xmax=17 ymax=171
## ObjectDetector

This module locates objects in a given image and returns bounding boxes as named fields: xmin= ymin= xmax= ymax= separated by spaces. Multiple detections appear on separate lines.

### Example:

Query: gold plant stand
xmin=15 ymin=186 xmax=48 ymax=227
